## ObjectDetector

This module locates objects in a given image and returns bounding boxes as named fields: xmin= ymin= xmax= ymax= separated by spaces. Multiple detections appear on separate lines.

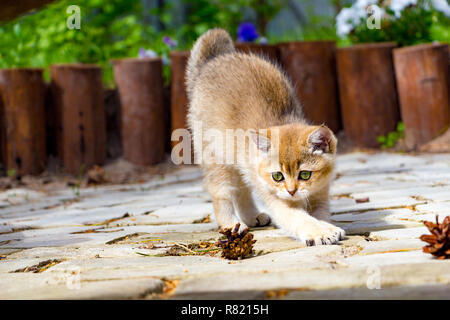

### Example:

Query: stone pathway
xmin=1 ymin=152 xmax=450 ymax=299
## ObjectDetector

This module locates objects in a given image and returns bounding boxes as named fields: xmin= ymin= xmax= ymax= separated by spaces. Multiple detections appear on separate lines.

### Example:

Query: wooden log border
xmin=113 ymin=58 xmax=166 ymax=166
xmin=336 ymin=42 xmax=400 ymax=148
xmin=279 ymin=41 xmax=341 ymax=133
xmin=393 ymin=43 xmax=450 ymax=149
xmin=50 ymin=64 xmax=106 ymax=175
xmin=0 ymin=40 xmax=448 ymax=176
xmin=0 ymin=68 xmax=47 ymax=176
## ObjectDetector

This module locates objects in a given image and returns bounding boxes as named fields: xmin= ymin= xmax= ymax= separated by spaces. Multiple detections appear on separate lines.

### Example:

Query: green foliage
xmin=171 ymin=0 xmax=243 ymax=47
xmin=171 ymin=0 xmax=287 ymax=47
xmin=0 ymin=0 xmax=289 ymax=86
xmin=274 ymin=12 xmax=341 ymax=43
xmin=0 ymin=0 xmax=166 ymax=86
xmin=248 ymin=0 xmax=289 ymax=35
xmin=6 ymin=169 xmax=17 ymax=179
xmin=377 ymin=122 xmax=405 ymax=149
xmin=71 ymin=164 xmax=85 ymax=198
xmin=350 ymin=4 xmax=434 ymax=46
xmin=430 ymin=11 xmax=450 ymax=43
xmin=344 ymin=0 xmax=449 ymax=46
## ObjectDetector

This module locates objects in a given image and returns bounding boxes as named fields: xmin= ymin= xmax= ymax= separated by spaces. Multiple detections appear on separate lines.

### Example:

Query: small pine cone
xmin=420 ymin=215 xmax=450 ymax=260
xmin=87 ymin=165 xmax=109 ymax=185
xmin=216 ymin=223 xmax=256 ymax=260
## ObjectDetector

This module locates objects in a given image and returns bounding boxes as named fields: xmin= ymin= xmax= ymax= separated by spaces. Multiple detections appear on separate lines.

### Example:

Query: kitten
xmin=186 ymin=29 xmax=345 ymax=246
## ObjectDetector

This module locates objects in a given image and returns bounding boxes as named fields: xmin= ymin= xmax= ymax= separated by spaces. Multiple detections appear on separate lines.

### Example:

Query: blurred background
xmin=1 ymin=0 xmax=448 ymax=86
xmin=0 ymin=0 xmax=449 ymax=185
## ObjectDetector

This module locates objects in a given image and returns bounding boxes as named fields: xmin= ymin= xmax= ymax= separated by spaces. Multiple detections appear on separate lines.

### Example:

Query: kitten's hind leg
xmin=235 ymin=183 xmax=271 ymax=227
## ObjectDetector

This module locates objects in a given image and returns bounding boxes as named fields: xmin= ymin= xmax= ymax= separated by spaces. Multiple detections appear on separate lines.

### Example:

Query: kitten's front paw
xmin=294 ymin=221 xmax=345 ymax=246
xmin=219 ymin=222 xmax=249 ymax=235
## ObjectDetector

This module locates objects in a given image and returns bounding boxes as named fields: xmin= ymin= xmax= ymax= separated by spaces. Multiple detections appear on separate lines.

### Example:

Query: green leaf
xmin=7 ymin=169 xmax=16 ymax=178
xmin=13 ymin=23 xmax=20 ymax=35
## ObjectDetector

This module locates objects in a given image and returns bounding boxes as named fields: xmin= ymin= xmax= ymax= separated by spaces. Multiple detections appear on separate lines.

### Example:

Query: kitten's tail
xmin=186 ymin=28 xmax=235 ymax=97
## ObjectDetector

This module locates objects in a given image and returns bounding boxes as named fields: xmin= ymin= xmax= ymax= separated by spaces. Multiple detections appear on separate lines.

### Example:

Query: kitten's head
xmin=251 ymin=124 xmax=337 ymax=202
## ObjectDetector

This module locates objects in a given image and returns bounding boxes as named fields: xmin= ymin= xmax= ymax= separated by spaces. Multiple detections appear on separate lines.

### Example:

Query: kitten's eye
xmin=271 ymin=172 xmax=284 ymax=182
xmin=299 ymin=171 xmax=312 ymax=180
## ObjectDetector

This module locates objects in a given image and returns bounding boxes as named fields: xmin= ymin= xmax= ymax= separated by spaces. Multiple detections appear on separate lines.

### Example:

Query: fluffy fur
xmin=186 ymin=29 xmax=345 ymax=246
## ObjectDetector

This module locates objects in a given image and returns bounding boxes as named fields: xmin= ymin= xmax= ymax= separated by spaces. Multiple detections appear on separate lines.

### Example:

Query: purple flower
xmin=237 ymin=22 xmax=259 ymax=42
xmin=163 ymin=36 xmax=178 ymax=49
xmin=138 ymin=48 xmax=158 ymax=59
xmin=138 ymin=48 xmax=146 ymax=58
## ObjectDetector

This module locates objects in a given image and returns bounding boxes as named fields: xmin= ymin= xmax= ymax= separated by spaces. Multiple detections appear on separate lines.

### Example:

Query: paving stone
xmin=0 ymin=223 xmax=218 ymax=249
xmin=331 ymin=208 xmax=414 ymax=222
xmin=1 ymin=152 xmax=450 ymax=299
xmin=331 ymin=208 xmax=423 ymax=234
xmin=0 ymin=273 xmax=164 ymax=299
xmin=357 ymin=239 xmax=424 ymax=255
xmin=0 ymin=248 xmax=20 ymax=256
xmin=331 ymin=197 xmax=422 ymax=214
xmin=343 ymin=250 xmax=437 ymax=267
xmin=415 ymin=202 xmax=450 ymax=215
xmin=336 ymin=153 xmax=425 ymax=172
xmin=331 ymin=179 xmax=425 ymax=197
xmin=350 ymin=186 xmax=450 ymax=202
xmin=283 ymin=284 xmax=450 ymax=300
xmin=0 ymin=225 xmax=14 ymax=233
xmin=172 ymin=283 xmax=450 ymax=300
xmin=1 ymin=206 xmax=135 ymax=229
xmin=339 ymin=220 xmax=420 ymax=235
xmin=0 ymin=258 xmax=46 ymax=273
xmin=110 ymin=202 xmax=214 ymax=227
xmin=173 ymin=261 xmax=450 ymax=299
xmin=387 ymin=211 xmax=449 ymax=224
xmin=0 ymin=198 xmax=65 ymax=218
xmin=0 ymin=189 xmax=45 ymax=205
xmin=173 ymin=268 xmax=368 ymax=297
xmin=5 ymin=245 xmax=149 ymax=261
xmin=40 ymin=246 xmax=340 ymax=284
xmin=369 ymin=227 xmax=429 ymax=241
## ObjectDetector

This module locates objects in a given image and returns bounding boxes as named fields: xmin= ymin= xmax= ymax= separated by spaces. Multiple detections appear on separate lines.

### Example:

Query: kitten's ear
xmin=308 ymin=126 xmax=335 ymax=154
xmin=250 ymin=130 xmax=271 ymax=153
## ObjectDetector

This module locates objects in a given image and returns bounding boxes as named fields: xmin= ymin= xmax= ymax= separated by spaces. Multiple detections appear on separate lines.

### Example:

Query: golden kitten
xmin=186 ymin=29 xmax=344 ymax=246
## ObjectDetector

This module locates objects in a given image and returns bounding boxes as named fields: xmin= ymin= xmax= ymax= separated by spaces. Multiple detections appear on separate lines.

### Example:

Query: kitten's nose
xmin=288 ymin=189 xmax=297 ymax=196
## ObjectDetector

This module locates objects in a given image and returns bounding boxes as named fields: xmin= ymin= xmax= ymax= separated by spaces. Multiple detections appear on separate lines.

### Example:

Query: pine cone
xmin=420 ymin=215 xmax=450 ymax=260
xmin=87 ymin=165 xmax=109 ymax=185
xmin=216 ymin=223 xmax=256 ymax=260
